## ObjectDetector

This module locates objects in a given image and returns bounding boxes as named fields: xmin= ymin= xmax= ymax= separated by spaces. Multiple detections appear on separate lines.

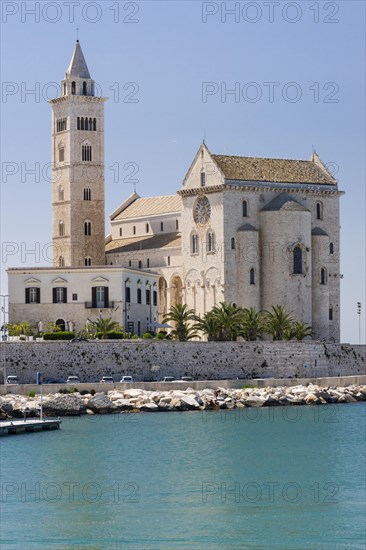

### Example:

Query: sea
xmin=1 ymin=403 xmax=365 ymax=549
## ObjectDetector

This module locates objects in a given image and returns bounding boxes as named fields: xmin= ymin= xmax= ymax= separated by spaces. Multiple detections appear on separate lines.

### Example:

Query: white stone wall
xmin=2 ymin=341 xmax=365 ymax=384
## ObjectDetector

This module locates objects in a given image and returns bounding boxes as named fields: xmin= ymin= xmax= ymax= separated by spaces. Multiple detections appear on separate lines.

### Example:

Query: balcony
xmin=85 ymin=302 xmax=115 ymax=309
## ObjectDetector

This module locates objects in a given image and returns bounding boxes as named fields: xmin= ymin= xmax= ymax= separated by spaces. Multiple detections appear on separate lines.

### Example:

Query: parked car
xmin=162 ymin=376 xmax=175 ymax=382
xmin=100 ymin=376 xmax=114 ymax=384
xmin=45 ymin=378 xmax=66 ymax=384
xmin=120 ymin=376 xmax=133 ymax=383
xmin=6 ymin=375 xmax=19 ymax=384
xmin=179 ymin=376 xmax=193 ymax=382
xmin=66 ymin=376 xmax=80 ymax=383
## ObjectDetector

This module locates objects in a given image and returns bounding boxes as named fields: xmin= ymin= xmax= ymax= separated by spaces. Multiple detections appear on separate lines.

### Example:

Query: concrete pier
xmin=0 ymin=418 xmax=61 ymax=436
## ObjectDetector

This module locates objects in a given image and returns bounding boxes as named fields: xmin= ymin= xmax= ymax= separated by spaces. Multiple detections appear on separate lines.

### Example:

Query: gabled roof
xmin=211 ymin=153 xmax=336 ymax=185
xmin=66 ymin=41 xmax=91 ymax=79
xmin=312 ymin=227 xmax=328 ymax=236
xmin=261 ymin=193 xmax=310 ymax=212
xmin=105 ymin=233 xmax=181 ymax=253
xmin=238 ymin=223 xmax=258 ymax=232
xmin=112 ymin=195 xmax=181 ymax=221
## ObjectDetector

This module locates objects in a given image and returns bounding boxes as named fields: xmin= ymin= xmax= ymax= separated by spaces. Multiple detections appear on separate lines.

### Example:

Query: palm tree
xmin=163 ymin=304 xmax=197 ymax=342
xmin=239 ymin=307 xmax=265 ymax=341
xmin=194 ymin=312 xmax=221 ymax=341
xmin=287 ymin=320 xmax=313 ymax=341
xmin=210 ymin=302 xmax=242 ymax=341
xmin=264 ymin=305 xmax=294 ymax=341
xmin=92 ymin=317 xmax=121 ymax=339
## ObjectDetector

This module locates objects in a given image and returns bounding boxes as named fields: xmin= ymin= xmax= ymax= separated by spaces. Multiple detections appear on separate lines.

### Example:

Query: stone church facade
xmin=7 ymin=41 xmax=343 ymax=341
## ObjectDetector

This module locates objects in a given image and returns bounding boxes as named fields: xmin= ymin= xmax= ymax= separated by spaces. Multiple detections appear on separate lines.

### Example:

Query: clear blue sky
xmin=1 ymin=1 xmax=365 ymax=343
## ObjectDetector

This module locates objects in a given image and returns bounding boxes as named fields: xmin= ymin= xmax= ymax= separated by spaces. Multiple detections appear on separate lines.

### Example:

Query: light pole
xmin=357 ymin=302 xmax=361 ymax=344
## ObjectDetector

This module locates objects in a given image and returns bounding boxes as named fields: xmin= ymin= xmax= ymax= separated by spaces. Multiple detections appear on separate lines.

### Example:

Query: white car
xmin=6 ymin=375 xmax=19 ymax=384
xmin=120 ymin=376 xmax=133 ymax=383
xmin=66 ymin=376 xmax=80 ymax=384
xmin=100 ymin=376 xmax=114 ymax=384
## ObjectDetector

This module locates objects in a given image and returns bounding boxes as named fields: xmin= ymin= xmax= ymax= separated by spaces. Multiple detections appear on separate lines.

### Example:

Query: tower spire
xmin=66 ymin=40 xmax=91 ymax=79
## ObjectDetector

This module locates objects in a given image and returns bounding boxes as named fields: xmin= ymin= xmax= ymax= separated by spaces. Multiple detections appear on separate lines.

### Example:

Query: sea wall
xmin=1 ymin=341 xmax=365 ymax=384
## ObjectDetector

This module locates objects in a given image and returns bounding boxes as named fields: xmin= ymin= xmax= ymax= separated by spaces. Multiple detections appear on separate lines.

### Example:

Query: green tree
xmin=209 ymin=302 xmax=242 ymax=341
xmin=194 ymin=312 xmax=221 ymax=341
xmin=92 ymin=317 xmax=122 ymax=339
xmin=239 ymin=307 xmax=265 ymax=341
xmin=44 ymin=321 xmax=61 ymax=333
xmin=163 ymin=304 xmax=197 ymax=342
xmin=286 ymin=320 xmax=313 ymax=341
xmin=5 ymin=322 xmax=33 ymax=336
xmin=264 ymin=305 xmax=294 ymax=341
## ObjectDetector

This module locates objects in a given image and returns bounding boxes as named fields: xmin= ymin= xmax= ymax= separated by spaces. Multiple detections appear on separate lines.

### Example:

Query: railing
xmin=84 ymin=302 xmax=115 ymax=309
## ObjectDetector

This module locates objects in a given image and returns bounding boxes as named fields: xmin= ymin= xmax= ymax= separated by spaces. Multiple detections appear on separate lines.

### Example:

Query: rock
xmin=304 ymin=393 xmax=319 ymax=405
xmin=86 ymin=393 xmax=118 ymax=414
xmin=139 ymin=402 xmax=159 ymax=412
xmin=179 ymin=395 xmax=201 ymax=410
xmin=43 ymin=393 xmax=84 ymax=416
xmin=158 ymin=401 xmax=174 ymax=411
xmin=123 ymin=389 xmax=145 ymax=398
xmin=244 ymin=396 xmax=266 ymax=407
xmin=338 ymin=394 xmax=357 ymax=403
xmin=113 ymin=399 xmax=135 ymax=411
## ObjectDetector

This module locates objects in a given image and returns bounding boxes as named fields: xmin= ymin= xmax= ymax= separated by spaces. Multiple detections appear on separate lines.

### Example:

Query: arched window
xmin=85 ymin=118 xmax=89 ymax=130
xmin=231 ymin=237 xmax=236 ymax=250
xmin=250 ymin=268 xmax=255 ymax=285
xmin=200 ymin=171 xmax=206 ymax=187
xmin=84 ymin=257 xmax=92 ymax=266
xmin=147 ymin=258 xmax=150 ymax=268
xmin=71 ymin=81 xmax=76 ymax=95
xmin=59 ymin=256 xmax=65 ymax=267
xmin=191 ymin=233 xmax=198 ymax=254
xmin=93 ymin=118 xmax=96 ymax=131
xmin=89 ymin=117 xmax=92 ymax=129
xmin=58 ymin=186 xmax=64 ymax=201
xmin=160 ymin=222 xmax=164 ymax=232
xmin=138 ymin=260 xmax=142 ymax=269
xmin=329 ymin=242 xmax=334 ymax=254
xmin=119 ymin=228 xmax=122 ymax=237
xmin=316 ymin=202 xmax=323 ymax=220
xmin=207 ymin=231 xmax=215 ymax=253
xmin=128 ymin=260 xmax=132 ymax=267
xmin=84 ymin=188 xmax=91 ymax=201
xmin=146 ymin=223 xmax=149 ymax=233
xmin=320 ymin=268 xmax=327 ymax=285
xmin=84 ymin=221 xmax=91 ymax=236
xmin=81 ymin=117 xmax=84 ymax=130
xmin=293 ymin=246 xmax=303 ymax=274
xmin=63 ymin=83 xmax=66 ymax=95
xmin=59 ymin=146 xmax=64 ymax=163
xmin=77 ymin=117 xmax=80 ymax=130
xmin=82 ymin=144 xmax=92 ymax=161
xmin=59 ymin=221 xmax=64 ymax=237
xmin=83 ymin=81 xmax=87 ymax=95
xmin=133 ymin=226 xmax=136 ymax=235
xmin=242 ymin=200 xmax=248 ymax=217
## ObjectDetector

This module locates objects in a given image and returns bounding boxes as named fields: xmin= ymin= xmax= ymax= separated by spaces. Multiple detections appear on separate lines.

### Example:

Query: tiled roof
xmin=114 ymin=195 xmax=181 ymax=220
xmin=261 ymin=194 xmax=309 ymax=212
xmin=212 ymin=154 xmax=335 ymax=185
xmin=105 ymin=233 xmax=181 ymax=253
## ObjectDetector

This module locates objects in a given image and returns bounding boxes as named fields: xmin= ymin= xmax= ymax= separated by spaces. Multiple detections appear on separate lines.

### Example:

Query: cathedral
xmin=8 ymin=41 xmax=343 ymax=341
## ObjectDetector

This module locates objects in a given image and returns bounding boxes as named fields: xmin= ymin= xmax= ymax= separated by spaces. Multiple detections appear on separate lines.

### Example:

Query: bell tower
xmin=50 ymin=40 xmax=108 ymax=267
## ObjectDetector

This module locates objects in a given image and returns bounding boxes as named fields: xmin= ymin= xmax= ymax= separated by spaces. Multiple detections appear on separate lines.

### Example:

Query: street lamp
xmin=357 ymin=302 xmax=362 ymax=344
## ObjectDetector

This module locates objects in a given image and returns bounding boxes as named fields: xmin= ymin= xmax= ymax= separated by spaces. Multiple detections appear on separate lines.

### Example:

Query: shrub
xmin=28 ymin=390 xmax=35 ymax=397
xmin=142 ymin=332 xmax=153 ymax=339
xmin=90 ymin=389 xmax=96 ymax=396
xmin=106 ymin=331 xmax=125 ymax=339
xmin=43 ymin=331 xmax=75 ymax=341
xmin=156 ymin=332 xmax=166 ymax=340
xmin=242 ymin=384 xmax=255 ymax=389
xmin=131 ymin=334 xmax=139 ymax=340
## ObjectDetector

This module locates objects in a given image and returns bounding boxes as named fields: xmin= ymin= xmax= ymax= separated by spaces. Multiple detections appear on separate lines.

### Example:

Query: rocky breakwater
xmin=1 ymin=384 xmax=366 ymax=419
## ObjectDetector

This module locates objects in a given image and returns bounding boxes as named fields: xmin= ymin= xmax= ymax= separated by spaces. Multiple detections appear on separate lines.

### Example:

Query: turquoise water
xmin=1 ymin=404 xmax=365 ymax=549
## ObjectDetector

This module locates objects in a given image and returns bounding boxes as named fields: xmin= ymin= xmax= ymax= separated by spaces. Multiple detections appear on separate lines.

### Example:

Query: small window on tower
xmin=58 ymin=186 xmax=64 ymax=201
xmin=119 ymin=228 xmax=122 ymax=237
xmin=83 ymin=81 xmax=87 ymax=95
xmin=59 ymin=256 xmax=65 ymax=267
xmin=84 ymin=221 xmax=92 ymax=236
xmin=160 ymin=222 xmax=164 ymax=232
xmin=146 ymin=223 xmax=149 ymax=233
xmin=176 ymin=219 xmax=179 ymax=230
xmin=84 ymin=257 xmax=92 ymax=266
xmin=84 ymin=188 xmax=91 ymax=201
xmin=71 ymin=81 xmax=76 ymax=95
xmin=93 ymin=118 xmax=96 ymax=131
xmin=59 ymin=147 xmax=64 ymax=162
xmin=133 ymin=226 xmax=136 ymax=235
xmin=59 ymin=221 xmax=64 ymax=237
xmin=201 ymin=172 xmax=206 ymax=187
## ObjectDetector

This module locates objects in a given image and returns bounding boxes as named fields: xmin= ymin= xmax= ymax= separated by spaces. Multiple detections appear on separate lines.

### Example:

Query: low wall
xmin=1 ymin=341 xmax=365 ymax=384
xmin=1 ymin=375 xmax=366 ymax=397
